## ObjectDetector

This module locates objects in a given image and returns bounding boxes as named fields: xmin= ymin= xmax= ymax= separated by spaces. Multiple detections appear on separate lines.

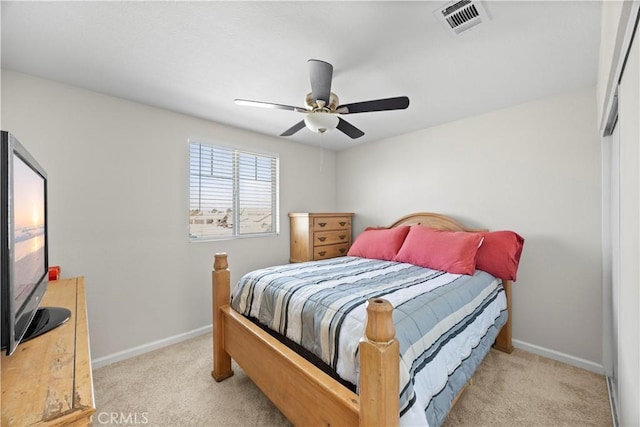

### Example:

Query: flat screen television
xmin=1 ymin=130 xmax=70 ymax=356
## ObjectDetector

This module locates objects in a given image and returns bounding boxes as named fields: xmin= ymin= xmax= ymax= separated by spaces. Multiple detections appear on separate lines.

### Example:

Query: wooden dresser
xmin=1 ymin=276 xmax=95 ymax=426
xmin=289 ymin=213 xmax=354 ymax=262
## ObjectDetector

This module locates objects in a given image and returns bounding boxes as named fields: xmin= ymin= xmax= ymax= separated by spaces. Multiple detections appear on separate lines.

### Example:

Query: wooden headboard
xmin=389 ymin=212 xmax=488 ymax=232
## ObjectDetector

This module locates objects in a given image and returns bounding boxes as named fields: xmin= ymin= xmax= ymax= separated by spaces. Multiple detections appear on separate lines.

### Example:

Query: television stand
xmin=1 ymin=277 xmax=95 ymax=426
xmin=22 ymin=306 xmax=72 ymax=343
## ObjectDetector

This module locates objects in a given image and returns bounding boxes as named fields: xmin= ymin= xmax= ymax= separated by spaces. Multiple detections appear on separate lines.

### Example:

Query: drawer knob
xmin=318 ymin=237 xmax=327 ymax=242
xmin=319 ymin=251 xmax=327 ymax=256
xmin=339 ymin=248 xmax=347 ymax=254
xmin=338 ymin=234 xmax=346 ymax=240
xmin=339 ymin=222 xmax=346 ymax=226
xmin=319 ymin=222 xmax=327 ymax=227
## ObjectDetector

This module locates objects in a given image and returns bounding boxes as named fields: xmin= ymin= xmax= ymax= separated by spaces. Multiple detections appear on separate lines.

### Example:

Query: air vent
xmin=435 ymin=0 xmax=491 ymax=35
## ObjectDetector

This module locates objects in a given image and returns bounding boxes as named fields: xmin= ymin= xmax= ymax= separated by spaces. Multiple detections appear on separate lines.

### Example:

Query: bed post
xmin=359 ymin=298 xmax=400 ymax=427
xmin=493 ymin=279 xmax=514 ymax=353
xmin=212 ymin=253 xmax=234 ymax=381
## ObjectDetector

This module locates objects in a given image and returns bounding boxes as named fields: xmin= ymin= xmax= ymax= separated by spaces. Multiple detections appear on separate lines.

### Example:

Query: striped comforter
xmin=231 ymin=256 xmax=507 ymax=426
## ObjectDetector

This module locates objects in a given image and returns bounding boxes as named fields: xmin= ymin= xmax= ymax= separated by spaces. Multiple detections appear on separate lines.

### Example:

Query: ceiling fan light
xmin=304 ymin=112 xmax=339 ymax=133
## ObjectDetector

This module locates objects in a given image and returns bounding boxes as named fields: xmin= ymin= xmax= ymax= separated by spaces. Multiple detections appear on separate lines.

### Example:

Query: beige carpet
xmin=93 ymin=333 xmax=612 ymax=426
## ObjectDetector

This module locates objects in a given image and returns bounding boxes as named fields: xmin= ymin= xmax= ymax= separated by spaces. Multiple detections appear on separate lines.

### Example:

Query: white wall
xmin=1 ymin=69 xmax=607 ymax=373
xmin=1 ymin=70 xmax=337 ymax=361
xmin=337 ymin=88 xmax=603 ymax=368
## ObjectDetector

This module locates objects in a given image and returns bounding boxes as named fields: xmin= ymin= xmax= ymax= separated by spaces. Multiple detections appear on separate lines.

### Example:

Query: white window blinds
xmin=189 ymin=142 xmax=279 ymax=240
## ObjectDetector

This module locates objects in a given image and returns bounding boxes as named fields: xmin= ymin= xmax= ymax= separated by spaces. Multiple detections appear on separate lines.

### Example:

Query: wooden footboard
xmin=212 ymin=253 xmax=399 ymax=426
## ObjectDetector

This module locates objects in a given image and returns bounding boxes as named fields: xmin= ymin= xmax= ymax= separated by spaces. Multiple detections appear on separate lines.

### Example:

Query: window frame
xmin=188 ymin=139 xmax=280 ymax=242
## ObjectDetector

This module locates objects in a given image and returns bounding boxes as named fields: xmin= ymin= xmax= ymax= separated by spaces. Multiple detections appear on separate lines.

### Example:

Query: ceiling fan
xmin=234 ymin=59 xmax=410 ymax=139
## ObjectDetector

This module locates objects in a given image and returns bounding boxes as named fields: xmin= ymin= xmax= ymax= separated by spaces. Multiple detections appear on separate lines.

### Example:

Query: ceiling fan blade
xmin=336 ymin=118 xmax=364 ymax=139
xmin=308 ymin=59 xmax=333 ymax=104
xmin=337 ymin=96 xmax=410 ymax=114
xmin=280 ymin=120 xmax=307 ymax=137
xmin=235 ymin=99 xmax=307 ymax=113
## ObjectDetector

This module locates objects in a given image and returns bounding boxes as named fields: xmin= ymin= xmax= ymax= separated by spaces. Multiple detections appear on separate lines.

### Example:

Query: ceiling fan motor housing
xmin=306 ymin=92 xmax=340 ymax=111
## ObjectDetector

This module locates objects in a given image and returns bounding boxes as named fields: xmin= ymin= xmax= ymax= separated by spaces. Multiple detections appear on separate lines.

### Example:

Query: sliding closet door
xmin=617 ymin=25 xmax=640 ymax=427
xmin=605 ymin=122 xmax=620 ymax=416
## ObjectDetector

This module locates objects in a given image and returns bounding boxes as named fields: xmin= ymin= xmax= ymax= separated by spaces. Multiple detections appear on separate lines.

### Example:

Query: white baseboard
xmin=91 ymin=324 xmax=212 ymax=370
xmin=513 ymin=339 xmax=605 ymax=375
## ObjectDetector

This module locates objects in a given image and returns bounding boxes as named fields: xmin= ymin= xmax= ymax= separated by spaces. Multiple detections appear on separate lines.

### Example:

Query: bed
xmin=211 ymin=212 xmax=522 ymax=426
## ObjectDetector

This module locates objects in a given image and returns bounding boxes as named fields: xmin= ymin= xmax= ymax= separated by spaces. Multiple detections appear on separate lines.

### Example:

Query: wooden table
xmin=1 ymin=277 xmax=95 ymax=426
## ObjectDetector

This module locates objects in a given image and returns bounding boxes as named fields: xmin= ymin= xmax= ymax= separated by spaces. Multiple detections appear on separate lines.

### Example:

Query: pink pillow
xmin=393 ymin=226 xmax=483 ymax=275
xmin=347 ymin=226 xmax=410 ymax=261
xmin=475 ymin=231 xmax=524 ymax=281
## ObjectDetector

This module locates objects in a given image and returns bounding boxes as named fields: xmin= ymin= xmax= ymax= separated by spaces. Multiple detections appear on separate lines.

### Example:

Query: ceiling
xmin=1 ymin=1 xmax=602 ymax=151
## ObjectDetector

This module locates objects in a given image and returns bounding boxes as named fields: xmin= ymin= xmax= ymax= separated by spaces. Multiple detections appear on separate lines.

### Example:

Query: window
xmin=189 ymin=141 xmax=279 ymax=241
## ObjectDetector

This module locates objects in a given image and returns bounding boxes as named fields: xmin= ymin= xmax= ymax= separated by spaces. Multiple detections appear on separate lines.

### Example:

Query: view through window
xmin=189 ymin=142 xmax=279 ymax=240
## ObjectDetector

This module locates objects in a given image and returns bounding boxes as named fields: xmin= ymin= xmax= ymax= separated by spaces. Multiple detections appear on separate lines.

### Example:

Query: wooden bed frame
xmin=212 ymin=212 xmax=514 ymax=426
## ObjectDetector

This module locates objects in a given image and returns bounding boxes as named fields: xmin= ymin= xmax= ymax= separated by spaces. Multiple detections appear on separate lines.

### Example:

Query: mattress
xmin=231 ymin=256 xmax=507 ymax=426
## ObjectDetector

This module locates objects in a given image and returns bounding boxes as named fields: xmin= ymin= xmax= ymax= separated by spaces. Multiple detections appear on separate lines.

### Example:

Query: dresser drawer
xmin=313 ymin=216 xmax=351 ymax=231
xmin=313 ymin=243 xmax=350 ymax=260
xmin=314 ymin=230 xmax=350 ymax=246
